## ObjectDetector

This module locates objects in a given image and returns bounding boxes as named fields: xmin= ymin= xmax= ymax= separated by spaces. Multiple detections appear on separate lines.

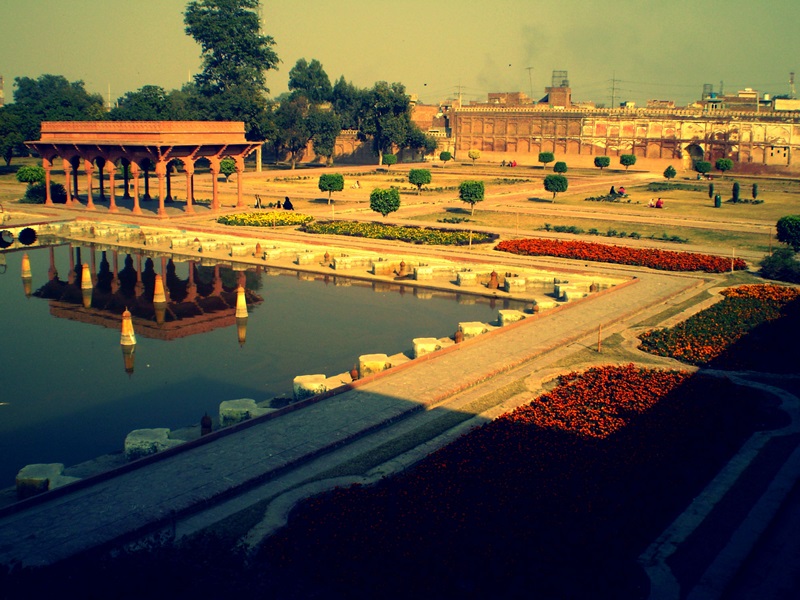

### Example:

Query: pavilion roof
xmin=33 ymin=121 xmax=256 ymax=145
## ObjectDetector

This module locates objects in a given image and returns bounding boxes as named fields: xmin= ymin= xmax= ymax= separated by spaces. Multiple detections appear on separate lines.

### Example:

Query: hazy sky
xmin=1 ymin=0 xmax=799 ymax=108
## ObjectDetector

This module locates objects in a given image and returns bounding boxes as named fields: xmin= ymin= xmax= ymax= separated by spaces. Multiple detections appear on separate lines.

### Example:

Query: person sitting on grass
xmin=283 ymin=197 xmax=294 ymax=210
xmin=655 ymin=198 xmax=664 ymax=209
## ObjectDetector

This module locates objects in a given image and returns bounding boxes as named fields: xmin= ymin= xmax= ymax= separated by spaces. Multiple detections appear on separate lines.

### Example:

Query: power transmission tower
xmin=790 ymin=72 xmax=797 ymax=99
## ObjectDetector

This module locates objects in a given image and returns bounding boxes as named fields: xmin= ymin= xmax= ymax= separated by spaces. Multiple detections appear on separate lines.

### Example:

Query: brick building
xmin=445 ymin=86 xmax=800 ymax=172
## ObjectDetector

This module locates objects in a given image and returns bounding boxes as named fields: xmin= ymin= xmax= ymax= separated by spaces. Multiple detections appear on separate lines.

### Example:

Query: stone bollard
xmin=504 ymin=277 xmax=527 ymax=293
xmin=499 ymin=309 xmax=527 ymax=326
xmin=454 ymin=330 xmax=464 ymax=343
xmin=218 ymin=398 xmax=271 ymax=427
xmin=457 ymin=271 xmax=478 ymax=287
xmin=293 ymin=374 xmax=329 ymax=401
xmin=15 ymin=463 xmax=79 ymax=500
xmin=487 ymin=270 xmax=499 ymax=289
xmin=414 ymin=266 xmax=434 ymax=281
xmin=459 ymin=321 xmax=489 ymax=339
xmin=359 ymin=353 xmax=391 ymax=377
xmin=413 ymin=337 xmax=442 ymax=358
xmin=124 ymin=428 xmax=183 ymax=461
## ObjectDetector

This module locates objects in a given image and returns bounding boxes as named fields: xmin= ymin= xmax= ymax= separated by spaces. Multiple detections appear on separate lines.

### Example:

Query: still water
xmin=0 ymin=244 xmax=526 ymax=487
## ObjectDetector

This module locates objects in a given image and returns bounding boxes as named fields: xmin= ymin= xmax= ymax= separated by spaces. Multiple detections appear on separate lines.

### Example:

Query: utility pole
xmin=526 ymin=67 xmax=534 ymax=100
xmin=610 ymin=72 xmax=618 ymax=108
xmin=455 ymin=83 xmax=464 ymax=107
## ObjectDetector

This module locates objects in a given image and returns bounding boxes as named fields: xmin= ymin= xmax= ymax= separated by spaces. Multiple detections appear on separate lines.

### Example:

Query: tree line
xmin=0 ymin=0 xmax=436 ymax=168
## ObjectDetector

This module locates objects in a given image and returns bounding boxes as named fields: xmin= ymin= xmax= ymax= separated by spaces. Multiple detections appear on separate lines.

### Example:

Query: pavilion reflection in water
xmin=32 ymin=245 xmax=264 ymax=372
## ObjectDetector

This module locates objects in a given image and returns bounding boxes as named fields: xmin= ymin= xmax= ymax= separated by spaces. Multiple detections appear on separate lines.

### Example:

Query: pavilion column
xmin=130 ymin=162 xmax=143 ymax=215
xmin=107 ymin=160 xmax=118 ymax=213
xmin=165 ymin=162 xmax=173 ymax=202
xmin=68 ymin=244 xmax=76 ymax=285
xmin=84 ymin=159 xmax=96 ymax=210
xmin=155 ymin=160 xmax=167 ymax=218
xmin=42 ymin=157 xmax=53 ymax=206
xmin=123 ymin=162 xmax=131 ymax=198
xmin=135 ymin=254 xmax=144 ymax=298
xmin=97 ymin=158 xmax=106 ymax=202
xmin=111 ymin=250 xmax=120 ymax=293
xmin=182 ymin=158 xmax=195 ymax=214
xmin=212 ymin=265 xmax=222 ymax=296
xmin=48 ymin=247 xmax=58 ymax=281
xmin=160 ymin=256 xmax=171 ymax=301
xmin=90 ymin=246 xmax=97 ymax=285
xmin=62 ymin=159 xmax=73 ymax=205
xmin=71 ymin=158 xmax=80 ymax=201
xmin=209 ymin=157 xmax=221 ymax=211
xmin=186 ymin=260 xmax=197 ymax=302
xmin=235 ymin=156 xmax=245 ymax=208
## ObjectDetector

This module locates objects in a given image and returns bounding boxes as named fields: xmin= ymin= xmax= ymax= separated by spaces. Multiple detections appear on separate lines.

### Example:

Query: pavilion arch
xmin=683 ymin=143 xmax=705 ymax=169
xmin=26 ymin=121 xmax=261 ymax=218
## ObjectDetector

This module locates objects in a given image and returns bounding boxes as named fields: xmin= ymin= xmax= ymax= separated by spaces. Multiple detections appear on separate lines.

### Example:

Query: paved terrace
xmin=0 ymin=260 xmax=698 ymax=568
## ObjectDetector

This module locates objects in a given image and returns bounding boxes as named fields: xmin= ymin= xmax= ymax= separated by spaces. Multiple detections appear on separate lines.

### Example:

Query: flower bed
xmin=301 ymin=220 xmax=497 ymax=245
xmin=216 ymin=212 xmax=314 ymax=227
xmin=639 ymin=284 xmax=800 ymax=369
xmin=496 ymin=237 xmax=747 ymax=272
xmin=262 ymin=365 xmax=777 ymax=597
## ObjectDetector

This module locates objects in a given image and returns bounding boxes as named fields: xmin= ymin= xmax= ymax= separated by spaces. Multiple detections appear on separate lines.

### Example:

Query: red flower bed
xmin=496 ymin=238 xmax=747 ymax=272
xmin=639 ymin=284 xmax=800 ymax=368
xmin=261 ymin=365 xmax=779 ymax=598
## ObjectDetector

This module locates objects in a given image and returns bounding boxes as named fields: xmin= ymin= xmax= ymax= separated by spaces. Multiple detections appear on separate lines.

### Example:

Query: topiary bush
xmin=760 ymin=248 xmax=800 ymax=283
xmin=20 ymin=181 xmax=68 ymax=204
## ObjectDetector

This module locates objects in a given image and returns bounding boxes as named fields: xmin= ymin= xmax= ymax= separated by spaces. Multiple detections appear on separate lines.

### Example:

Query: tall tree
xmin=12 ymin=74 xmax=104 ymax=140
xmin=0 ymin=106 xmax=25 ymax=166
xmin=332 ymin=76 xmax=366 ymax=130
xmin=184 ymin=0 xmax=278 ymax=94
xmin=308 ymin=105 xmax=342 ymax=166
xmin=274 ymin=96 xmax=312 ymax=169
xmin=360 ymin=81 xmax=412 ymax=165
xmin=109 ymin=85 xmax=171 ymax=121
xmin=184 ymin=0 xmax=278 ymax=138
xmin=289 ymin=58 xmax=332 ymax=103
xmin=405 ymin=126 xmax=436 ymax=161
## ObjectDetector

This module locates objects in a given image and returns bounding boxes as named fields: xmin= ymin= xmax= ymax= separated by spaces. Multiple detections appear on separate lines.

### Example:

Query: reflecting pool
xmin=0 ymin=244 xmax=527 ymax=486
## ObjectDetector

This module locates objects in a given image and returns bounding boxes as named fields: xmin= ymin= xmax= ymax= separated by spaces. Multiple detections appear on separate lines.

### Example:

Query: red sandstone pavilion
xmin=26 ymin=121 xmax=261 ymax=217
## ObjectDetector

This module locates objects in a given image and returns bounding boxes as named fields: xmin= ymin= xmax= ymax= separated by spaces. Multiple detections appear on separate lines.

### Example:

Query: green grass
xmin=408 ymin=210 xmax=772 ymax=254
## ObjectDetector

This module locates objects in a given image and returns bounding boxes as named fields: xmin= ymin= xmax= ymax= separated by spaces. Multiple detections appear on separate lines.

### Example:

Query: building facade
xmin=451 ymin=102 xmax=800 ymax=172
